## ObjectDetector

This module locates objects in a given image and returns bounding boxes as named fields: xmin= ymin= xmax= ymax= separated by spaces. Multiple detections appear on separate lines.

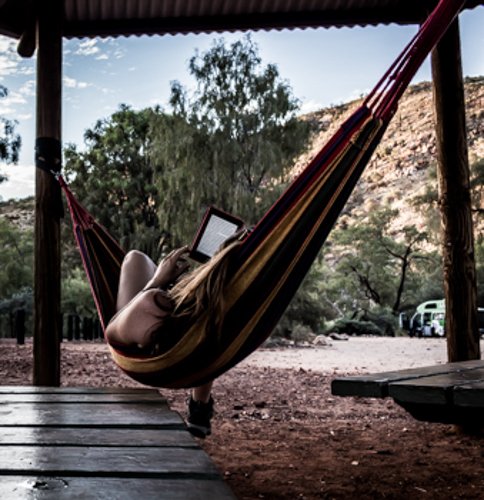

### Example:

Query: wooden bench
xmin=331 ymin=360 xmax=484 ymax=427
xmin=0 ymin=386 xmax=235 ymax=499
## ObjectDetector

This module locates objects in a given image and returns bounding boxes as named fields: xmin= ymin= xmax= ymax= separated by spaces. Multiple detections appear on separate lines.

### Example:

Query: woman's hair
xmin=168 ymin=233 xmax=244 ymax=338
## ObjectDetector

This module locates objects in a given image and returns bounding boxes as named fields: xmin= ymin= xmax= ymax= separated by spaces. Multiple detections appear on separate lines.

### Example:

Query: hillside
xmin=1 ymin=77 xmax=483 ymax=237
xmin=295 ymin=76 xmax=483 ymax=237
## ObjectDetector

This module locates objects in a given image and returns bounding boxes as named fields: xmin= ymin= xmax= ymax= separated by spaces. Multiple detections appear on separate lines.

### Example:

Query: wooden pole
xmin=431 ymin=18 xmax=480 ymax=362
xmin=33 ymin=0 xmax=63 ymax=385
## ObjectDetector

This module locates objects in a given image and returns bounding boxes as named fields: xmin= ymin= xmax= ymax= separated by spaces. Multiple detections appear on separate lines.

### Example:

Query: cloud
xmin=300 ymin=99 xmax=325 ymax=114
xmin=65 ymin=37 xmax=125 ymax=65
xmin=0 ymin=84 xmax=34 ymax=116
xmin=113 ymin=48 xmax=125 ymax=59
xmin=64 ymin=76 xmax=90 ymax=89
xmin=0 ymin=36 xmax=35 ymax=81
xmin=0 ymin=37 xmax=20 ymax=79
xmin=63 ymin=76 xmax=77 ymax=88
xmin=0 ymin=163 xmax=35 ymax=200
xmin=16 ymin=113 xmax=32 ymax=121
xmin=18 ymin=80 xmax=36 ymax=97
xmin=76 ymin=39 xmax=100 ymax=56
xmin=1 ymin=91 xmax=26 ymax=106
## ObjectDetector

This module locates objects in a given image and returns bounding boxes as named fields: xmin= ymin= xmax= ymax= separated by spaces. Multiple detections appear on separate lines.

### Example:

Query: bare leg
xmin=116 ymin=250 xmax=157 ymax=311
xmin=192 ymin=381 xmax=213 ymax=403
xmin=116 ymin=250 xmax=215 ymax=437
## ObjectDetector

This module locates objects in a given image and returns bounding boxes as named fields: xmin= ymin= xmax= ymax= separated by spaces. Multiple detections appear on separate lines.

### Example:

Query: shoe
xmin=187 ymin=396 xmax=214 ymax=439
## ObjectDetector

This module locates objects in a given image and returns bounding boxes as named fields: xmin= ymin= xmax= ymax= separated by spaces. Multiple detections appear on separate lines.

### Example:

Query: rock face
xmin=0 ymin=197 xmax=34 ymax=229
xmin=295 ymin=77 xmax=483 ymax=237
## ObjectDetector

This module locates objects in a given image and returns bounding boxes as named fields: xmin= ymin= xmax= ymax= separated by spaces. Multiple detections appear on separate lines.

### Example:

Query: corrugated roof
xmin=1 ymin=0 xmax=483 ymax=42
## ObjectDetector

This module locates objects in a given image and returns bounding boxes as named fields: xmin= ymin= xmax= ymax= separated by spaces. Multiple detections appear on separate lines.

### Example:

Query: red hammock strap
xmin=364 ymin=0 xmax=466 ymax=121
xmin=58 ymin=175 xmax=126 ymax=330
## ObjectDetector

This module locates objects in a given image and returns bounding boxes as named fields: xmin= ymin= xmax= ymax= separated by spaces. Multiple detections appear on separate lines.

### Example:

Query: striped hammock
xmin=61 ymin=0 xmax=465 ymax=388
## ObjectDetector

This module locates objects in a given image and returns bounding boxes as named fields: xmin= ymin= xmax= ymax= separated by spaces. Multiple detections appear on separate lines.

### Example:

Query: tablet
xmin=190 ymin=206 xmax=244 ymax=262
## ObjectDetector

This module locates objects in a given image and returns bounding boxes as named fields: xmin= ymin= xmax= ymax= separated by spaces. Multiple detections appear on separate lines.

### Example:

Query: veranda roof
xmin=1 ymin=0 xmax=483 ymax=43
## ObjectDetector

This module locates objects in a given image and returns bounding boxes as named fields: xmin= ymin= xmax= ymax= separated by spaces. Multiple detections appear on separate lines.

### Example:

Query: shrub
xmin=325 ymin=318 xmax=384 ymax=336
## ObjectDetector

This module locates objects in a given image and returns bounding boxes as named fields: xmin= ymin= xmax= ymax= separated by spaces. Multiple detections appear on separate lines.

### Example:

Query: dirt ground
xmin=1 ymin=338 xmax=483 ymax=500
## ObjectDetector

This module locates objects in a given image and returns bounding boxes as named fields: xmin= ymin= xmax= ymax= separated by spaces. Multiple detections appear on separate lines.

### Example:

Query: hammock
xmin=59 ymin=0 xmax=465 ymax=388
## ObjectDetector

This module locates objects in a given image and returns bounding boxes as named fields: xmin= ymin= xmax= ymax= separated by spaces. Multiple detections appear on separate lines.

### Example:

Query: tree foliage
xmin=151 ymin=35 xmax=311 ymax=246
xmin=412 ymin=156 xmax=483 ymax=306
xmin=0 ymin=217 xmax=33 ymax=300
xmin=64 ymin=37 xmax=311 ymax=254
xmin=329 ymin=207 xmax=439 ymax=316
xmin=62 ymin=267 xmax=97 ymax=317
xmin=64 ymin=105 xmax=161 ymax=257
xmin=0 ymin=85 xmax=22 ymax=183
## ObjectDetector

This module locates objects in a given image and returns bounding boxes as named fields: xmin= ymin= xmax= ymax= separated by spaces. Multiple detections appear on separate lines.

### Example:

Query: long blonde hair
xmin=168 ymin=237 xmax=243 ymax=338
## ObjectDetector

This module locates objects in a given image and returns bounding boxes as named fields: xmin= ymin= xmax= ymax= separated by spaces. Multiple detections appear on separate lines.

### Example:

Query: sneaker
xmin=187 ymin=396 xmax=214 ymax=439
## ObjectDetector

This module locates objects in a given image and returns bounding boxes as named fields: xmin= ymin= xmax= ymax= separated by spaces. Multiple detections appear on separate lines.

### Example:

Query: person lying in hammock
xmin=105 ymin=230 xmax=246 ymax=438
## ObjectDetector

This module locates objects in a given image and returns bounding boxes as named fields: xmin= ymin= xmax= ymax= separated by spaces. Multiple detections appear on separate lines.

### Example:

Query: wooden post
xmin=33 ymin=0 xmax=63 ymax=385
xmin=431 ymin=18 xmax=480 ymax=362
xmin=14 ymin=309 xmax=26 ymax=345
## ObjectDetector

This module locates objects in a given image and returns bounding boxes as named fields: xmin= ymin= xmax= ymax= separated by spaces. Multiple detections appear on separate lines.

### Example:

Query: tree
xmin=331 ymin=207 xmax=436 ymax=315
xmin=64 ymin=105 xmax=162 ymax=258
xmin=0 ymin=85 xmax=22 ymax=183
xmin=0 ymin=217 xmax=33 ymax=300
xmin=62 ymin=38 xmax=313 ymax=335
xmin=62 ymin=267 xmax=97 ymax=317
xmin=412 ymin=156 xmax=483 ymax=305
xmin=151 ymin=35 xmax=311 ymax=246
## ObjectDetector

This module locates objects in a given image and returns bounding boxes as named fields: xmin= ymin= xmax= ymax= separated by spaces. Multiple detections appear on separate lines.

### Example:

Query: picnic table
xmin=331 ymin=359 xmax=484 ymax=427
xmin=0 ymin=386 xmax=235 ymax=499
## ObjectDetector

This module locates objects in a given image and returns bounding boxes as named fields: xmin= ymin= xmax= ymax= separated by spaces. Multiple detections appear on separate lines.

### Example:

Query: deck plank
xmin=0 ymin=386 xmax=155 ymax=394
xmin=453 ymin=381 xmax=484 ymax=408
xmin=0 ymin=386 xmax=235 ymax=499
xmin=0 ymin=402 xmax=184 ymax=427
xmin=0 ymin=427 xmax=196 ymax=447
xmin=0 ymin=476 xmax=235 ymax=499
xmin=331 ymin=360 xmax=484 ymax=426
xmin=0 ymin=392 xmax=168 ymax=404
xmin=331 ymin=360 xmax=484 ymax=398
xmin=388 ymin=368 xmax=484 ymax=405
xmin=0 ymin=445 xmax=219 ymax=476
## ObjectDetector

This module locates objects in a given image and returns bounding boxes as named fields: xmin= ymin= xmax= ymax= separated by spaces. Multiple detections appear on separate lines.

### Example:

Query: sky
xmin=0 ymin=6 xmax=482 ymax=201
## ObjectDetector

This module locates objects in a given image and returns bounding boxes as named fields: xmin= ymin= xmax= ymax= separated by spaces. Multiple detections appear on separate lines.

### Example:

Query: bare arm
xmin=143 ymin=246 xmax=191 ymax=290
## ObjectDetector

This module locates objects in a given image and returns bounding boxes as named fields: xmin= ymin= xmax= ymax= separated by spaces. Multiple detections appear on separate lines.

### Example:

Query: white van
xmin=409 ymin=300 xmax=445 ymax=337
xmin=402 ymin=301 xmax=484 ymax=338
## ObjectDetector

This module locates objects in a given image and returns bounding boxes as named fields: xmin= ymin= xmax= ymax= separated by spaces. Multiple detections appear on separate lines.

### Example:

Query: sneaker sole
xmin=187 ymin=423 xmax=211 ymax=439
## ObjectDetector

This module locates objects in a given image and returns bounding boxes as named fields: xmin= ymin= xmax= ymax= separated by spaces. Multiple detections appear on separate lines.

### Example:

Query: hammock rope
xmin=59 ymin=0 xmax=465 ymax=388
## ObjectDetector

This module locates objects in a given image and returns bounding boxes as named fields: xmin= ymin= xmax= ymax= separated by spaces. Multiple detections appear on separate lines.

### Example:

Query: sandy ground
xmin=241 ymin=336 xmax=462 ymax=373
xmin=1 ymin=336 xmax=483 ymax=499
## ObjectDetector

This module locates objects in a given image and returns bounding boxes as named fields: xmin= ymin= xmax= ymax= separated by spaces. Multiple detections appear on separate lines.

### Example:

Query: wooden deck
xmin=331 ymin=360 xmax=484 ymax=426
xmin=0 ymin=386 xmax=235 ymax=499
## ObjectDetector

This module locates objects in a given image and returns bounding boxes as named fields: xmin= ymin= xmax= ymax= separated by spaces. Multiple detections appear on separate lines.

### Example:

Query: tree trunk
xmin=431 ymin=18 xmax=480 ymax=362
